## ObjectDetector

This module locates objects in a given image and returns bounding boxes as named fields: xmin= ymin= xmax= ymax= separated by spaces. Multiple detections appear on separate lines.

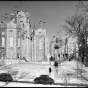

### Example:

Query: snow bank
xmin=69 ymin=78 xmax=87 ymax=84
xmin=1 ymin=63 xmax=51 ymax=81
xmin=61 ymin=60 xmax=84 ymax=68
xmin=56 ymin=60 xmax=88 ymax=84
xmin=4 ymin=82 xmax=71 ymax=87
xmin=49 ymin=72 xmax=54 ymax=79
xmin=0 ymin=70 xmax=8 ymax=74
xmin=59 ymin=60 xmax=85 ymax=74
xmin=0 ymin=82 xmax=6 ymax=87
xmin=55 ymin=78 xmax=64 ymax=83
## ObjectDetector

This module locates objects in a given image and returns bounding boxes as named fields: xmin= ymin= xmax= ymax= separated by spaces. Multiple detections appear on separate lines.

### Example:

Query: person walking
xmin=58 ymin=54 xmax=61 ymax=64
xmin=58 ymin=54 xmax=60 ymax=58
xmin=54 ymin=61 xmax=58 ymax=75
xmin=50 ymin=56 xmax=54 ymax=61
xmin=49 ymin=67 xmax=52 ymax=75
xmin=50 ymin=55 xmax=54 ymax=65
xmin=63 ymin=54 xmax=64 ymax=58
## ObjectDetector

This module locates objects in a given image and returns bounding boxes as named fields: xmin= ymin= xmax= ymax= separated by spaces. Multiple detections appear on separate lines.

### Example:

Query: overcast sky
xmin=0 ymin=1 xmax=88 ymax=41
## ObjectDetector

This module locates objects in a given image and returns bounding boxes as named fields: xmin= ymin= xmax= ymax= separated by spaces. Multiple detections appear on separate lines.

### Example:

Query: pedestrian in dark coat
xmin=54 ymin=61 xmax=58 ymax=74
xmin=50 ymin=56 xmax=54 ymax=61
xmin=49 ymin=67 xmax=52 ymax=74
xmin=58 ymin=54 xmax=60 ymax=57
xmin=63 ymin=54 xmax=64 ymax=58
xmin=54 ymin=61 xmax=58 ymax=67
xmin=50 ymin=56 xmax=54 ymax=65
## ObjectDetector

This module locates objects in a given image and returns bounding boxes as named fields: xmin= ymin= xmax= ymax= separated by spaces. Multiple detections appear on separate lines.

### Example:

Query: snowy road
xmin=0 ymin=81 xmax=87 ymax=87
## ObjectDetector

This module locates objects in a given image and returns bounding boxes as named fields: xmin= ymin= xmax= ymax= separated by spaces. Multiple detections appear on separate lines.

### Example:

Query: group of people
xmin=49 ymin=55 xmax=59 ymax=75
xmin=58 ymin=53 xmax=68 ymax=58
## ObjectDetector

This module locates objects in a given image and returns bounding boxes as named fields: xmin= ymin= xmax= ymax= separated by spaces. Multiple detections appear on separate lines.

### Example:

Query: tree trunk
xmin=82 ymin=37 xmax=85 ymax=64
xmin=85 ymin=34 xmax=88 ymax=66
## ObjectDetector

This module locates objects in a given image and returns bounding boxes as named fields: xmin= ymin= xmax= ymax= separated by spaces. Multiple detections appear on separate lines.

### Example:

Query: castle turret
xmin=17 ymin=11 xmax=31 ymax=62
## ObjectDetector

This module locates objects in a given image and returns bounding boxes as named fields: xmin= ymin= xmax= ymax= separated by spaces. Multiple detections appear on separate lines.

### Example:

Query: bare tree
xmin=62 ymin=1 xmax=88 ymax=65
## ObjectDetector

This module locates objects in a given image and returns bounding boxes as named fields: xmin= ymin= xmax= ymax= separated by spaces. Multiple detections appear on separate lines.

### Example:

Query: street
xmin=0 ymin=80 xmax=88 ymax=87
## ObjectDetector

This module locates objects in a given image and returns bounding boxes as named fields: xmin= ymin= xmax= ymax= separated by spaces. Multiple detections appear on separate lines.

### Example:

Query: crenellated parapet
xmin=35 ymin=28 xmax=46 ymax=37
xmin=17 ymin=11 xmax=30 ymax=25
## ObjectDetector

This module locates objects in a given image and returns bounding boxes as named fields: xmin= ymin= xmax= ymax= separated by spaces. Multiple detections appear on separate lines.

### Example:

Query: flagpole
xmin=20 ymin=1 xmax=21 ymax=11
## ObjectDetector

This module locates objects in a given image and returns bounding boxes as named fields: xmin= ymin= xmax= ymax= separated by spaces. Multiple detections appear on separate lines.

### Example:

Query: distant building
xmin=49 ymin=36 xmax=56 ymax=57
xmin=62 ymin=35 xmax=78 ymax=56
xmin=67 ymin=36 xmax=78 ymax=55
xmin=50 ymin=35 xmax=78 ymax=58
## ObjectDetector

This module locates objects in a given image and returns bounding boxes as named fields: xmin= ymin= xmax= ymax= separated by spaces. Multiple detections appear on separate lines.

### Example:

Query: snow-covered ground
xmin=57 ymin=60 xmax=88 ymax=84
xmin=0 ymin=62 xmax=51 ymax=81
xmin=0 ymin=82 xmax=80 ymax=87
xmin=0 ymin=60 xmax=88 ymax=87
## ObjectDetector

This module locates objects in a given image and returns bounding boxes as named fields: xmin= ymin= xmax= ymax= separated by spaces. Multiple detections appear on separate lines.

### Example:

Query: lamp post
xmin=54 ymin=40 xmax=59 ymax=61
xmin=65 ymin=37 xmax=67 ymax=56
xmin=52 ymin=36 xmax=56 ymax=57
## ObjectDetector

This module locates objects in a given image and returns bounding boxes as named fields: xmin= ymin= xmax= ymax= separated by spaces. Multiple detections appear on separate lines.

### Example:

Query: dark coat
xmin=54 ymin=61 xmax=58 ymax=67
xmin=49 ymin=67 xmax=52 ymax=73
xmin=50 ymin=56 xmax=54 ymax=61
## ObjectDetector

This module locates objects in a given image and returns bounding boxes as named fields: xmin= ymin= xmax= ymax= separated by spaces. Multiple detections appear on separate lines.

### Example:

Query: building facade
xmin=32 ymin=28 xmax=49 ymax=62
xmin=61 ymin=35 xmax=78 ymax=56
xmin=0 ymin=22 xmax=7 ymax=64
xmin=0 ymin=11 xmax=49 ymax=64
